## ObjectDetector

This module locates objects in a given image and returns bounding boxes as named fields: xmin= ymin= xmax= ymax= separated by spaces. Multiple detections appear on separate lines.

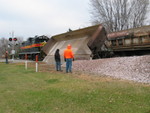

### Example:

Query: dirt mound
xmin=73 ymin=55 xmax=150 ymax=83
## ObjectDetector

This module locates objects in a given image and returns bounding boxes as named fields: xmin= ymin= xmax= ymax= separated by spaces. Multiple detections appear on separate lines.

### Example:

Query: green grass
xmin=0 ymin=63 xmax=150 ymax=113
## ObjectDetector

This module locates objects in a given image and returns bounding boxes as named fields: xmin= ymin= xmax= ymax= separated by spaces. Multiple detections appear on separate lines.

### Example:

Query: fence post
xmin=35 ymin=55 xmax=38 ymax=72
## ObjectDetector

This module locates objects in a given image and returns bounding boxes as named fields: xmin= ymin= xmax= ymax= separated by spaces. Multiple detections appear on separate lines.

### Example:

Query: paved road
xmin=0 ymin=59 xmax=34 ymax=63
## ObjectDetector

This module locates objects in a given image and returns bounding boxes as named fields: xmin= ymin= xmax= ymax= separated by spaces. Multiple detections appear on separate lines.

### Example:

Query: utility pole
xmin=12 ymin=31 xmax=14 ymax=61
xmin=9 ymin=31 xmax=16 ymax=62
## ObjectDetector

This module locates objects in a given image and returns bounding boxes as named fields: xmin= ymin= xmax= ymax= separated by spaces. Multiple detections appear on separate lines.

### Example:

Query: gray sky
xmin=0 ymin=0 xmax=91 ymax=40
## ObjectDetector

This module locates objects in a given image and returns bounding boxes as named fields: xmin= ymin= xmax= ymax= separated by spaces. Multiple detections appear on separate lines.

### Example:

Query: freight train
xmin=19 ymin=35 xmax=49 ymax=60
xmin=19 ymin=25 xmax=150 ymax=63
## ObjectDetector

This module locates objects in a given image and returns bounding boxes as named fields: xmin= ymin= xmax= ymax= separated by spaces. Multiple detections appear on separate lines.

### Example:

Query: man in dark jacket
xmin=54 ymin=49 xmax=61 ymax=71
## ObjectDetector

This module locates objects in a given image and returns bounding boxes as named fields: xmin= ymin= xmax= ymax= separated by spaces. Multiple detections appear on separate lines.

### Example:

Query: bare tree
xmin=90 ymin=0 xmax=149 ymax=32
xmin=0 ymin=38 xmax=10 ymax=57
xmin=0 ymin=37 xmax=24 ymax=58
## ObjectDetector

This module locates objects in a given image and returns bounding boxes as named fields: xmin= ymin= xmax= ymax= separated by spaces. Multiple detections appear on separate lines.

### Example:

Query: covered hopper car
xmin=42 ymin=24 xmax=108 ymax=64
xmin=19 ymin=35 xmax=49 ymax=60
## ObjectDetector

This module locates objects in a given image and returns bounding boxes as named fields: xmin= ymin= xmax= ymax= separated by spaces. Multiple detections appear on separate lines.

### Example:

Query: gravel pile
xmin=73 ymin=55 xmax=150 ymax=83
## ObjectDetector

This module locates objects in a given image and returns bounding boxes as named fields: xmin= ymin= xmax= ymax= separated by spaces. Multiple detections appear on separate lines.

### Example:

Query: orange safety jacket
xmin=64 ymin=45 xmax=74 ymax=59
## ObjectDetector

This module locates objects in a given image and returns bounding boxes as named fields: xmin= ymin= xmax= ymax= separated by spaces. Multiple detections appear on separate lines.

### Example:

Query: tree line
xmin=90 ymin=0 xmax=150 ymax=32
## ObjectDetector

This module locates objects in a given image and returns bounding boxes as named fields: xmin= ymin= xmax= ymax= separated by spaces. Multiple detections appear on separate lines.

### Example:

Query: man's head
xmin=56 ymin=49 xmax=59 ymax=52
xmin=67 ymin=44 xmax=71 ymax=49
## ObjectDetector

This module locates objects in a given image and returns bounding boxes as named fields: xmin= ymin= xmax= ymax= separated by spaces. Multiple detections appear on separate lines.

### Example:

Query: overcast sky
xmin=0 ymin=0 xmax=91 ymax=40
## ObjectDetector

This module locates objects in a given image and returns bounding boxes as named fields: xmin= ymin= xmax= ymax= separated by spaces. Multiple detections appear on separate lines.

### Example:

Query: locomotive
xmin=19 ymin=35 xmax=49 ymax=60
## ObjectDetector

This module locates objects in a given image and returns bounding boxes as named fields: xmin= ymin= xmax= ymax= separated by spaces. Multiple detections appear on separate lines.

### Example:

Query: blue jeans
xmin=66 ymin=59 xmax=72 ymax=73
xmin=56 ymin=61 xmax=61 ymax=71
xmin=5 ymin=57 xmax=8 ymax=64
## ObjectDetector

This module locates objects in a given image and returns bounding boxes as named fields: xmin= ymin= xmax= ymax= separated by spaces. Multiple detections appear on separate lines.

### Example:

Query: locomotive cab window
xmin=35 ymin=37 xmax=48 ymax=43
xmin=118 ymin=39 xmax=123 ymax=45
xmin=111 ymin=40 xmax=116 ymax=46
xmin=39 ymin=39 xmax=47 ymax=42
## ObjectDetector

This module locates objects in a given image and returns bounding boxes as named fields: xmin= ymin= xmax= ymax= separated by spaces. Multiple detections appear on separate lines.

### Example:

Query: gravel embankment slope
xmin=73 ymin=55 xmax=150 ymax=83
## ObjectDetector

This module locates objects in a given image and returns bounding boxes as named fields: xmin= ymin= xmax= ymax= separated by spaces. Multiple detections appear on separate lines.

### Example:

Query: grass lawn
xmin=0 ymin=63 xmax=150 ymax=113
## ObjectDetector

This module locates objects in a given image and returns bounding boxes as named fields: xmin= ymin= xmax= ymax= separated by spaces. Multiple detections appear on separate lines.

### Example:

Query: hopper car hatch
xmin=87 ymin=25 xmax=109 ymax=59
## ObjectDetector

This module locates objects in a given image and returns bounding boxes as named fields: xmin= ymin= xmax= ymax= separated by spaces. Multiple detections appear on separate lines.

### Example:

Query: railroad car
xmin=19 ymin=35 xmax=49 ymax=60
xmin=106 ymin=25 xmax=150 ymax=56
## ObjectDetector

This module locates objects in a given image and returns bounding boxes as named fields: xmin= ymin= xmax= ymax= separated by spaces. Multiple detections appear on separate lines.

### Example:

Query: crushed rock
xmin=73 ymin=55 xmax=150 ymax=83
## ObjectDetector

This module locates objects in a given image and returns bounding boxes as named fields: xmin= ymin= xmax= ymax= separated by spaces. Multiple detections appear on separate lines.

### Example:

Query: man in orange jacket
xmin=64 ymin=44 xmax=74 ymax=73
